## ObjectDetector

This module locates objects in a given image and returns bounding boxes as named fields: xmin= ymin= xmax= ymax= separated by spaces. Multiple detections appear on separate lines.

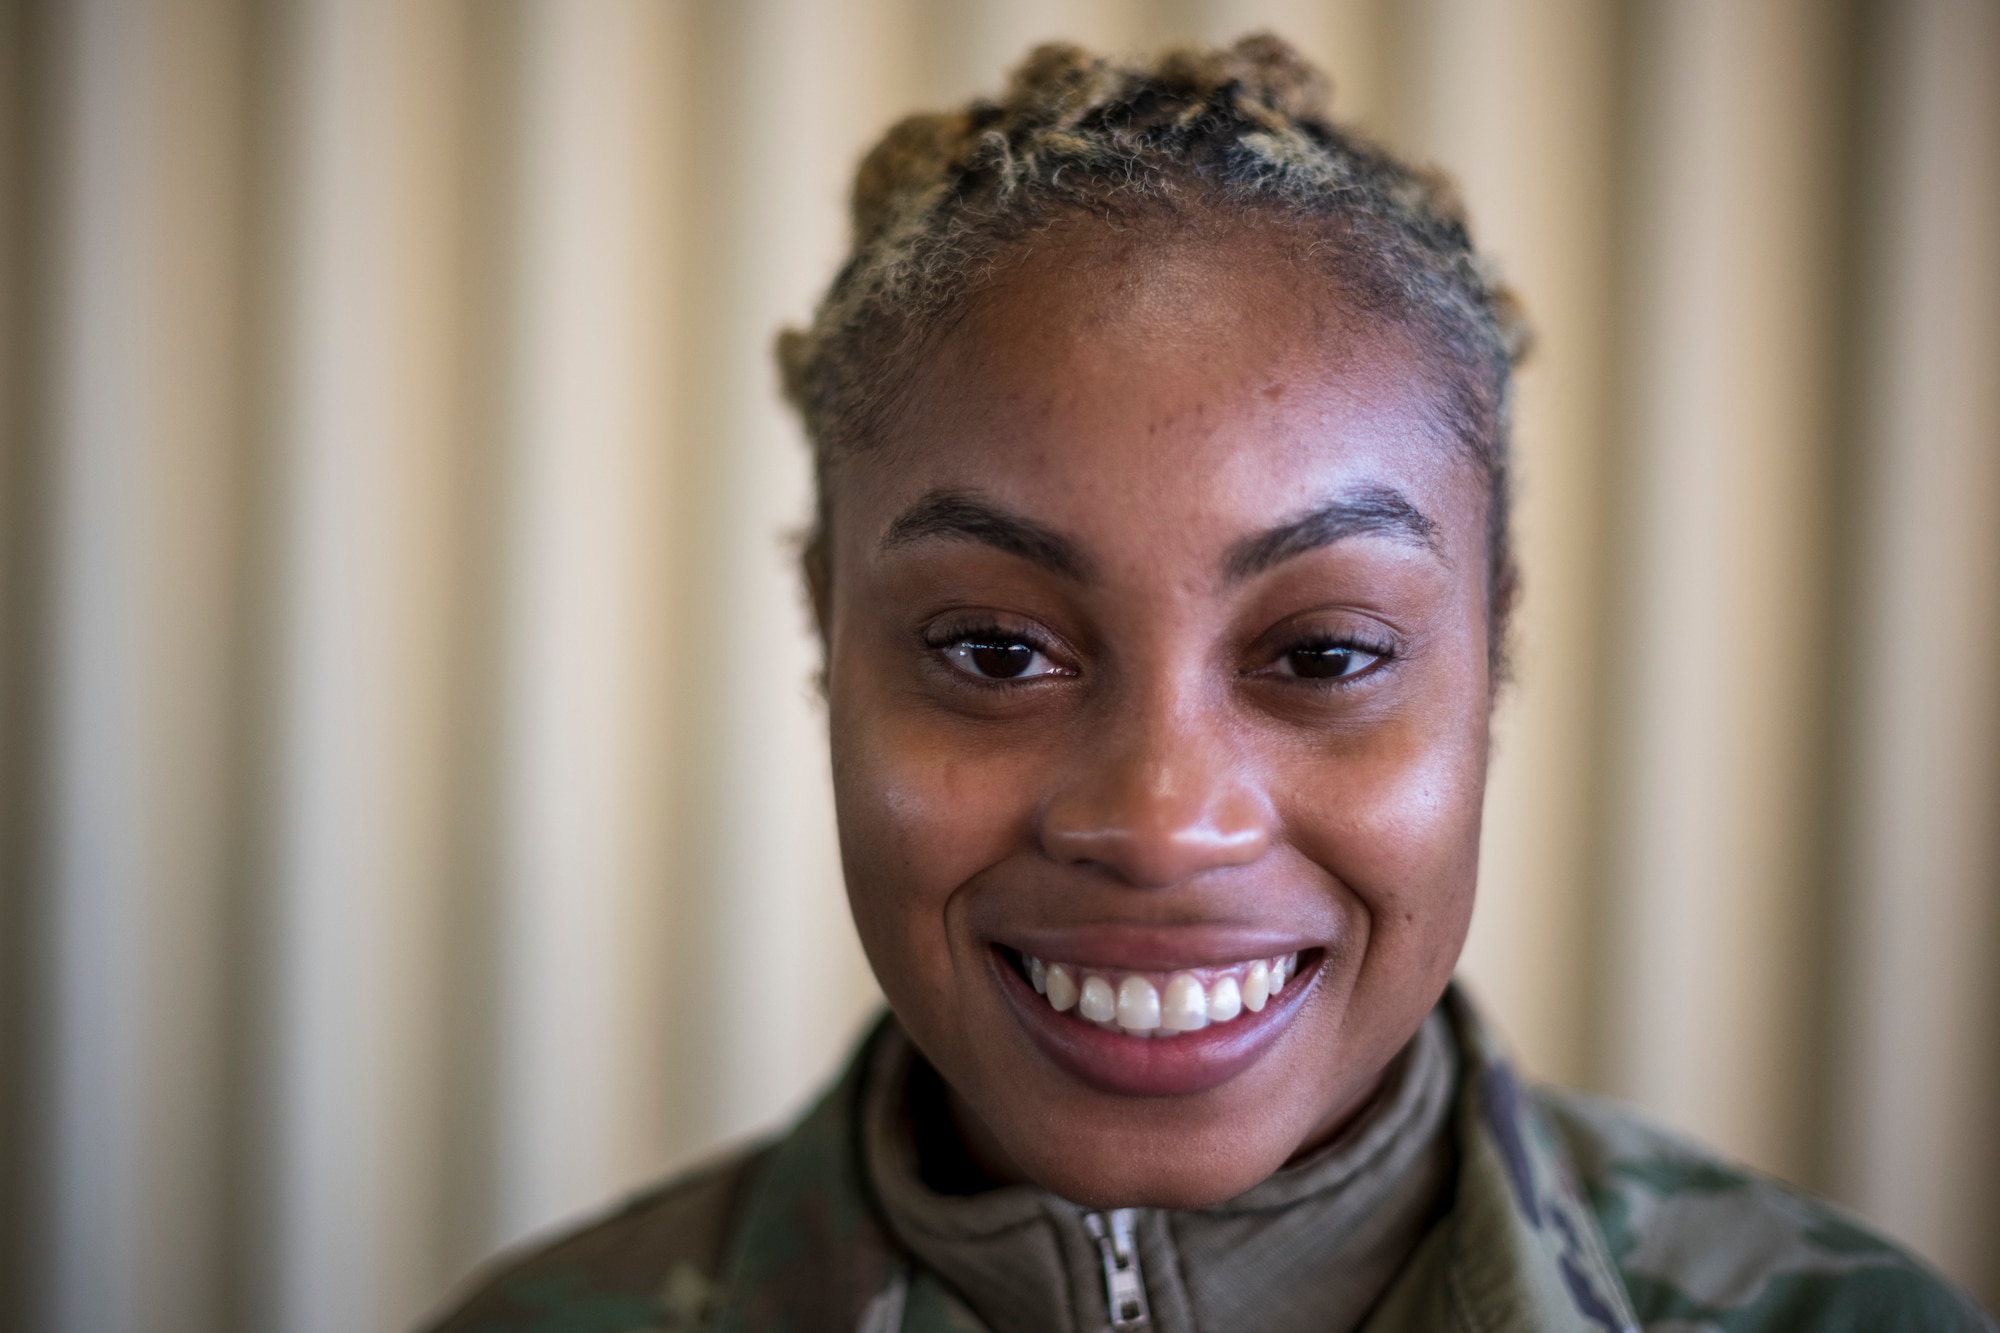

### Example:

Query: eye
xmin=1273 ymin=640 xmax=1385 ymax=682
xmin=938 ymin=636 xmax=1065 ymax=681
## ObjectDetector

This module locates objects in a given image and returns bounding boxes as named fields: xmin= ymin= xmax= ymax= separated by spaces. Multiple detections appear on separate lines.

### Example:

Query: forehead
xmin=844 ymin=229 xmax=1480 ymax=567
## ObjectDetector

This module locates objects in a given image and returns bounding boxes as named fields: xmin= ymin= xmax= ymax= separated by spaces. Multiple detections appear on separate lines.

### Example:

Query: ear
xmin=1486 ymin=551 xmax=1520 ymax=704
xmin=800 ymin=520 xmax=833 ymax=656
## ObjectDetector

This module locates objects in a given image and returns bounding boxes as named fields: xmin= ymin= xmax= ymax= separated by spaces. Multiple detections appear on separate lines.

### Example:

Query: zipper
xmin=1082 ymin=1209 xmax=1151 ymax=1331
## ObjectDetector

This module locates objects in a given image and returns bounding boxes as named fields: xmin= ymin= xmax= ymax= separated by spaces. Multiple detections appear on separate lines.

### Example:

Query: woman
xmin=429 ymin=36 xmax=1993 ymax=1333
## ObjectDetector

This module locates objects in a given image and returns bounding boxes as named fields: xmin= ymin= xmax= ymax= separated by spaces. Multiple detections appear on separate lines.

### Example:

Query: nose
xmin=1037 ymin=703 xmax=1274 ymax=888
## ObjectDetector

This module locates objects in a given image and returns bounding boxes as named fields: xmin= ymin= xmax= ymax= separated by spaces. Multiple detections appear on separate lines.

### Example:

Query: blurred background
xmin=0 ymin=0 xmax=1994 ymax=1329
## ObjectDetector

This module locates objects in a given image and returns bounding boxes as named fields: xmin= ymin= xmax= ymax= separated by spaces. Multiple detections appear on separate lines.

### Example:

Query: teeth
xmin=1207 ymin=974 xmax=1242 ymax=1022
xmin=1242 ymin=960 xmax=1270 ymax=1012
xmin=1161 ymin=974 xmax=1208 ymax=1031
xmin=1045 ymin=964 xmax=1078 ymax=1012
xmin=1078 ymin=974 xmax=1117 ymax=1024
xmin=1116 ymin=977 xmax=1161 ymax=1031
xmin=1020 ymin=952 xmax=1301 ymax=1035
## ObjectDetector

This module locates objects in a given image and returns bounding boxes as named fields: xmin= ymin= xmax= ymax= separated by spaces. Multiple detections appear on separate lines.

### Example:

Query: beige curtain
xmin=0 ymin=2 xmax=1993 ymax=1329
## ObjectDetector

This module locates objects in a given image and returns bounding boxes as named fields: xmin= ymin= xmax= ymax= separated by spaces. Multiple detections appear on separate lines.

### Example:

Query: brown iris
xmin=967 ymin=641 xmax=1035 ymax=678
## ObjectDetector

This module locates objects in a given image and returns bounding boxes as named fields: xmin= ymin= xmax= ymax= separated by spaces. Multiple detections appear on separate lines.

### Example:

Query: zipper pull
xmin=1082 ymin=1209 xmax=1151 ymax=1331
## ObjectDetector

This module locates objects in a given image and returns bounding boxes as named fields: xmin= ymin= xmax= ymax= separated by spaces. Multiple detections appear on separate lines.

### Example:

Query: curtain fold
xmin=0 ymin=2 xmax=1994 ymax=1328
xmin=1831 ymin=0 xmax=2000 ymax=1283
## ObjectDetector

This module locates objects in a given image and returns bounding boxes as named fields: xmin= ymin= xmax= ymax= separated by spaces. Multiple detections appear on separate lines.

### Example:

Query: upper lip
xmin=996 ymin=922 xmax=1322 ymax=972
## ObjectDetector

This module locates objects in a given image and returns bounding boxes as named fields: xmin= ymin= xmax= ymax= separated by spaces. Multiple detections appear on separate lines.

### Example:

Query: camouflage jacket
xmin=425 ymin=989 xmax=1994 ymax=1333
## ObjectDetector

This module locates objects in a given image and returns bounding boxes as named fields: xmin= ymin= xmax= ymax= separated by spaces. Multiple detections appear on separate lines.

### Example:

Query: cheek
xmin=1281 ymin=697 xmax=1488 ymax=953
xmin=828 ymin=690 xmax=1050 ymax=982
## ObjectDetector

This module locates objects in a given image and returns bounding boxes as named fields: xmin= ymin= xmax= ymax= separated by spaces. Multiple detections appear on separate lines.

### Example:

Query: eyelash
xmin=1267 ymin=631 xmax=1396 ymax=685
xmin=921 ymin=622 xmax=1396 ymax=689
xmin=922 ymin=621 xmax=1071 ymax=686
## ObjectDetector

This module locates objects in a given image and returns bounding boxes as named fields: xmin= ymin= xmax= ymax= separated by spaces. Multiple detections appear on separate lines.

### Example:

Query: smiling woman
xmin=425 ymin=35 xmax=1994 ymax=1333
xmin=820 ymin=216 xmax=1493 ymax=1221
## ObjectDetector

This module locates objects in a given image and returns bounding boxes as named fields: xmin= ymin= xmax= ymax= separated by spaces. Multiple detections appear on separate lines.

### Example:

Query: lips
xmin=992 ymin=939 xmax=1323 ymax=1097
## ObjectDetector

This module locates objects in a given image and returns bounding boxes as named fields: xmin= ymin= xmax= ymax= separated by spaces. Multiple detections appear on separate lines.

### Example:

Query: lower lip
xmin=993 ymin=948 xmax=1322 ymax=1097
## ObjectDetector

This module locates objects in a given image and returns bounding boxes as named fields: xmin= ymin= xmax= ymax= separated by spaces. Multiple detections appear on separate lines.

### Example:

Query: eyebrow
xmin=1222 ymin=486 xmax=1442 ymax=581
xmin=879 ymin=490 xmax=1092 ymax=580
xmin=879 ymin=483 xmax=1441 ymax=585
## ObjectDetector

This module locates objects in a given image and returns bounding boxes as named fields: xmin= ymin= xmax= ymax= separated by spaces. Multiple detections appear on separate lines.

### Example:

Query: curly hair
xmin=778 ymin=33 xmax=1528 ymax=674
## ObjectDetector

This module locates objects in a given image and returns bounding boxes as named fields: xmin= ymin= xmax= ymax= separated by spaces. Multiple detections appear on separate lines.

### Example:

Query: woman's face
xmin=822 ymin=229 xmax=1493 ymax=1207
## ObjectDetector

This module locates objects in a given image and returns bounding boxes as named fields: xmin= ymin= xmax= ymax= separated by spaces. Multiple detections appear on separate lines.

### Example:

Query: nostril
xmin=1038 ymin=805 xmax=1272 ymax=887
xmin=1037 ymin=747 xmax=1272 ymax=885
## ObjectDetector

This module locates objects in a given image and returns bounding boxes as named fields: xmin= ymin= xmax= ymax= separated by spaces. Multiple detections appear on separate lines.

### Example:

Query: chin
xmin=932 ymin=942 xmax=1379 ymax=1207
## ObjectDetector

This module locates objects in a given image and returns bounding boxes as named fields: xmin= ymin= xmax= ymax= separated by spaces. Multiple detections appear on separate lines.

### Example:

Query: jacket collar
xmin=858 ymin=1008 xmax=1457 ymax=1333
xmin=710 ymin=985 xmax=1639 ymax=1333
xmin=1357 ymin=987 xmax=1638 ymax=1333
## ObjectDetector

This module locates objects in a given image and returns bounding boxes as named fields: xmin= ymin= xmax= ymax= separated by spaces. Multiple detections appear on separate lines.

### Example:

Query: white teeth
xmin=1022 ymin=951 xmax=1304 ymax=1033
xmin=1045 ymin=963 xmax=1078 ymax=1012
xmin=1207 ymin=974 xmax=1242 ymax=1022
xmin=1161 ymin=974 xmax=1208 ymax=1031
xmin=1078 ymin=974 xmax=1117 ymax=1023
xmin=1242 ymin=960 xmax=1270 ymax=1012
xmin=1116 ymin=976 xmax=1161 ymax=1031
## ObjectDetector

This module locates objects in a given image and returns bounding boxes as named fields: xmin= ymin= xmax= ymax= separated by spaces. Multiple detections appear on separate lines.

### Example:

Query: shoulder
xmin=1533 ymin=1086 xmax=1996 ymax=1332
xmin=419 ymin=1141 xmax=775 ymax=1333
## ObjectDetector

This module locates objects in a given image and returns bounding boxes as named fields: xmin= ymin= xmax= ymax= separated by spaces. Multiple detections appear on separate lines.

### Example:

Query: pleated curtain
xmin=0 ymin=3 xmax=1993 ymax=1330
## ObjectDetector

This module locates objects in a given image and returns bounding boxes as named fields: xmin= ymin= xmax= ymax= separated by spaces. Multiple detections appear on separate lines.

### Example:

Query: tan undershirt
xmin=861 ymin=1007 xmax=1459 ymax=1333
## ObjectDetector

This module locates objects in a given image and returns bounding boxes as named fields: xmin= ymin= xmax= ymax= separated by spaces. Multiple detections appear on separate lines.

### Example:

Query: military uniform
xmin=424 ymin=987 xmax=1994 ymax=1332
